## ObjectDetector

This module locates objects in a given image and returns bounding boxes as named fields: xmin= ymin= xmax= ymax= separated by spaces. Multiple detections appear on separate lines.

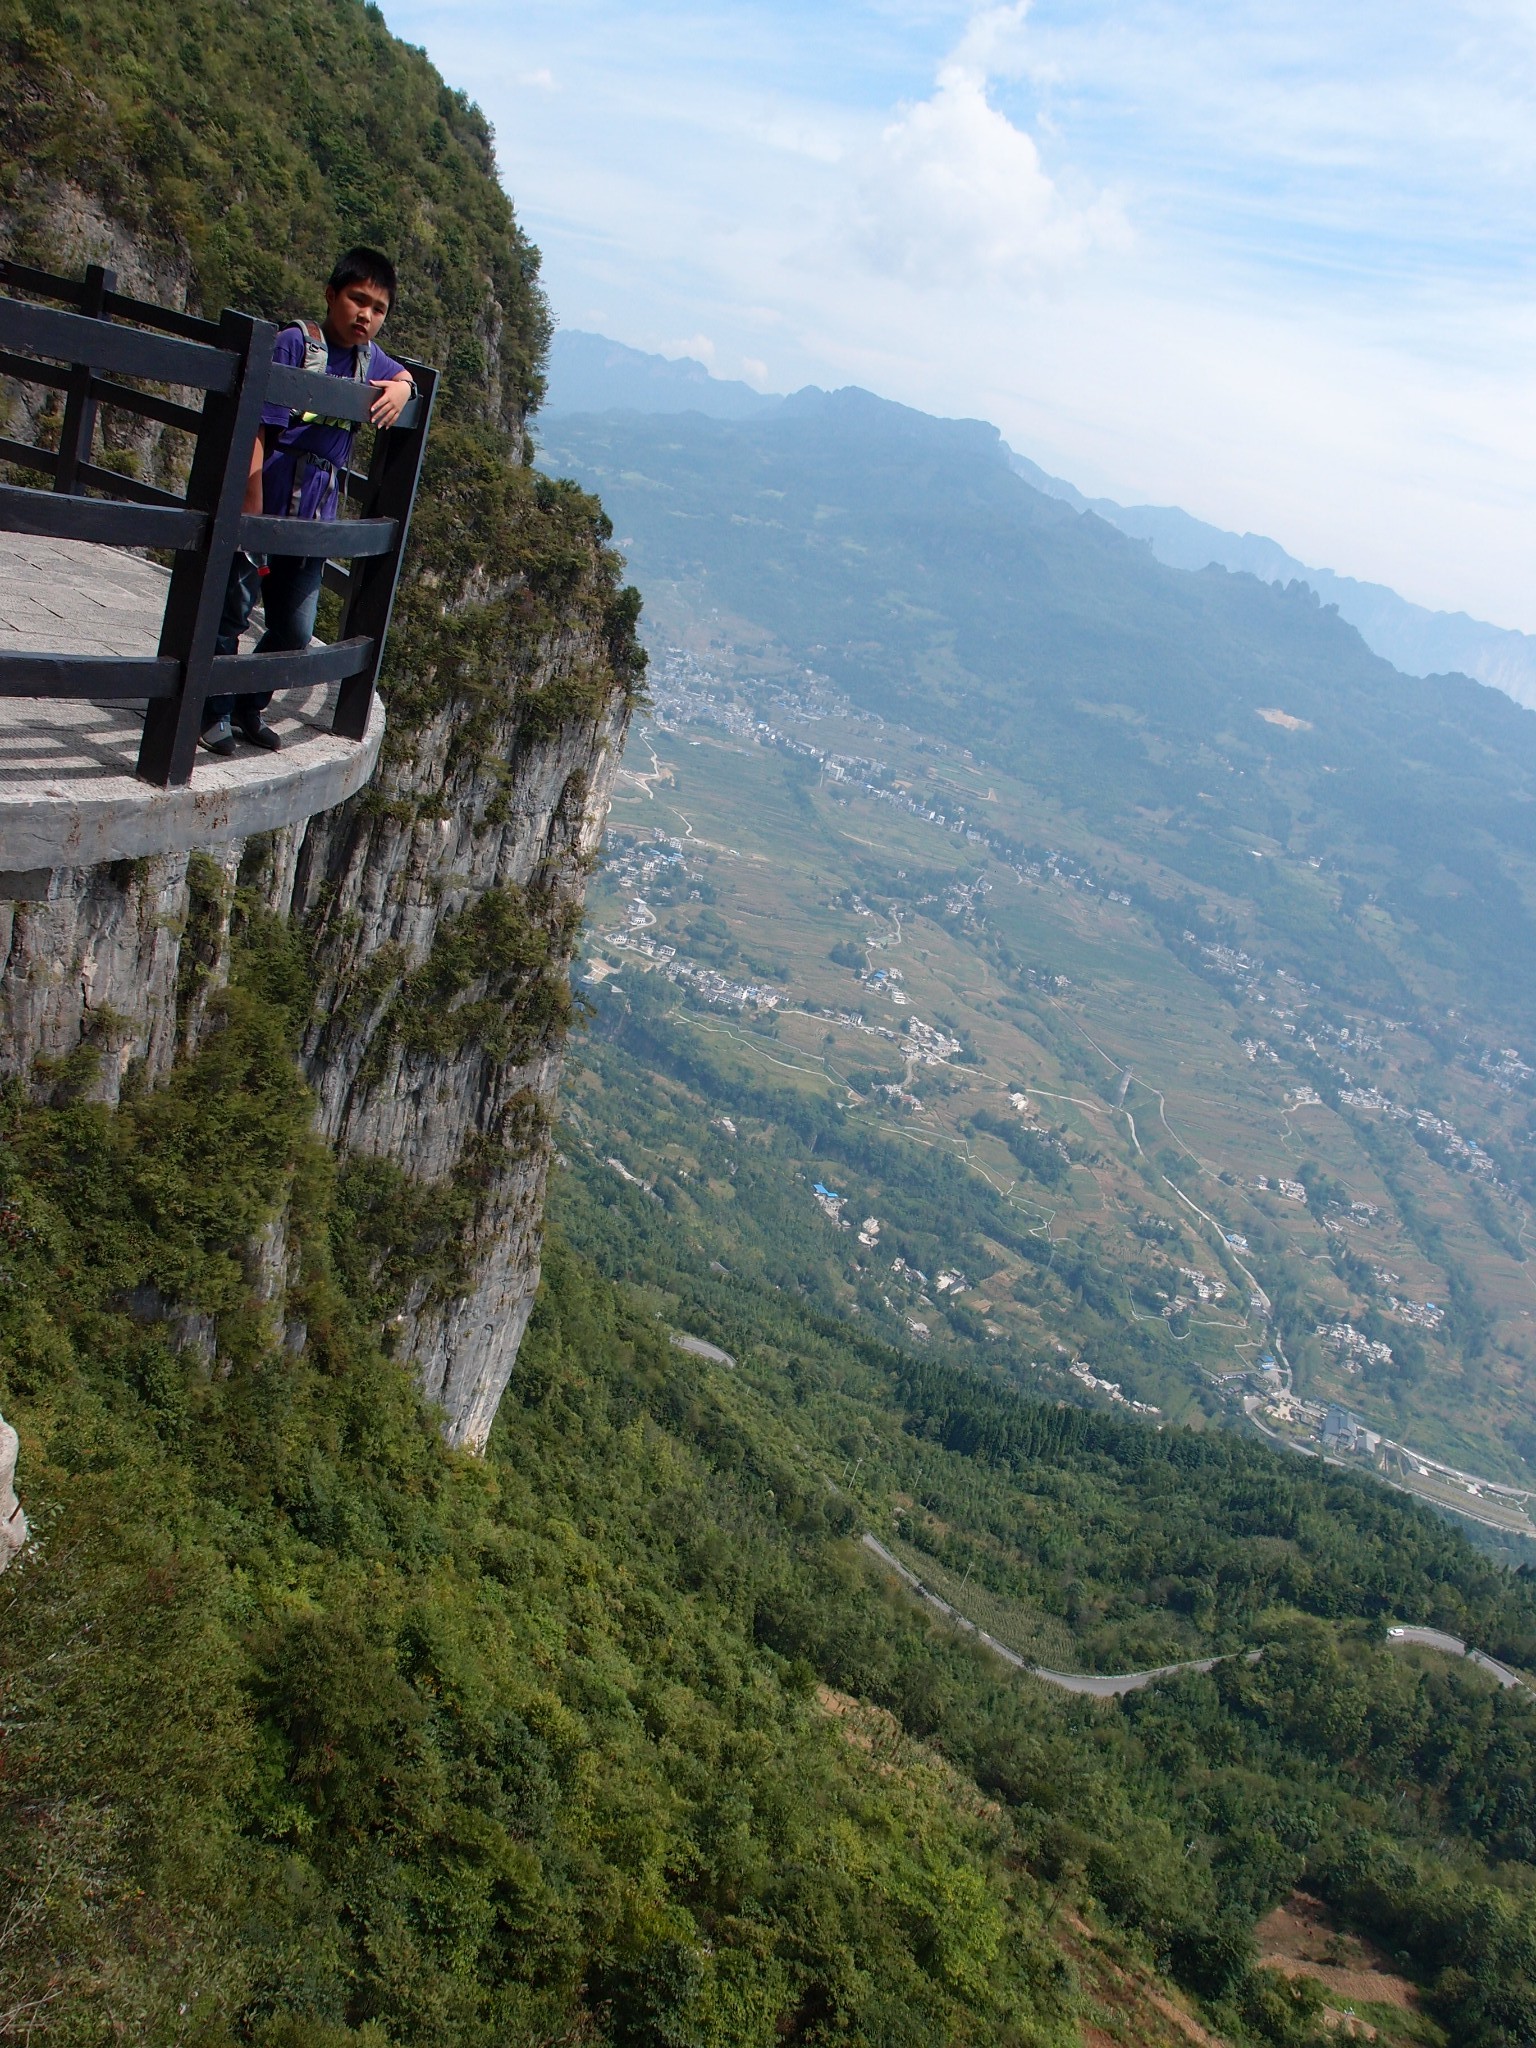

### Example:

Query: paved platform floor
xmin=0 ymin=536 xmax=384 ymax=871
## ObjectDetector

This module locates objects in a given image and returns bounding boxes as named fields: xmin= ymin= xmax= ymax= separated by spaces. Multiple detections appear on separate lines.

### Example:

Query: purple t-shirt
xmin=259 ymin=327 xmax=405 ymax=521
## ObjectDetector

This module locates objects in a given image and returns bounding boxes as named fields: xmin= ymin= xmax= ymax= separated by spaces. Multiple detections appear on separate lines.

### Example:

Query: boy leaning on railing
xmin=200 ymin=246 xmax=416 ymax=756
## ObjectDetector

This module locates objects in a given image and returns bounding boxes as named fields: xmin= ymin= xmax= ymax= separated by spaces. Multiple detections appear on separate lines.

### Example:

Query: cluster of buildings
xmin=602 ymin=834 xmax=692 ymax=898
xmin=943 ymin=875 xmax=992 ymax=927
xmin=648 ymin=648 xmax=851 ymax=737
xmin=1388 ymin=1296 xmax=1445 ymax=1331
xmin=1481 ymin=1045 xmax=1533 ymax=1091
xmin=905 ymin=1016 xmax=963 ymax=1066
xmin=1066 ymin=1359 xmax=1161 ymax=1416
xmin=1322 ymin=1406 xmax=1382 ymax=1456
xmin=860 ymin=965 xmax=909 ymax=1007
xmin=1177 ymin=1266 xmax=1227 ymax=1304
xmin=599 ymin=920 xmax=785 ymax=1014
xmin=1186 ymin=932 xmax=1264 ymax=991
xmin=1316 ymin=1321 xmax=1394 ymax=1371
xmin=1337 ymin=1087 xmax=1498 ymax=1179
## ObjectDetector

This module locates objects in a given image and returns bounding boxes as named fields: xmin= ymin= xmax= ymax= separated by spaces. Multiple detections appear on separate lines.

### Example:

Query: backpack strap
xmin=287 ymin=316 xmax=379 ymax=389
xmin=282 ymin=318 xmax=329 ymax=378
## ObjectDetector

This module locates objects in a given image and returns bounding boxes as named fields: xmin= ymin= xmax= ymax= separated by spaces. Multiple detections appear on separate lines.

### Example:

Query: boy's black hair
xmin=327 ymin=246 xmax=398 ymax=308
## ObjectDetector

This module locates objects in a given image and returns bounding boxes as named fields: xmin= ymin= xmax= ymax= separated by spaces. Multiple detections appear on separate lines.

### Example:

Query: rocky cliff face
xmin=270 ymin=530 xmax=635 ymax=1448
xmin=0 ymin=21 xmax=640 ymax=1452
xmin=0 ymin=434 xmax=639 ymax=1451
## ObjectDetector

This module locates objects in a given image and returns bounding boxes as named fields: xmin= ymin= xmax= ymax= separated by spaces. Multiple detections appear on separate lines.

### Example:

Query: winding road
xmin=861 ymin=1535 xmax=1531 ymax=1697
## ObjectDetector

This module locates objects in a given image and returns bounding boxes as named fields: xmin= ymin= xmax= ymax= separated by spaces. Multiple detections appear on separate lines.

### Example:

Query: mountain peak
xmin=547 ymin=330 xmax=1536 ymax=708
xmin=545 ymin=329 xmax=781 ymax=419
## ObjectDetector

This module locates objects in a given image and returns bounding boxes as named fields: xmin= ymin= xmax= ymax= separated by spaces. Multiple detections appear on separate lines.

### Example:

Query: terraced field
xmin=568 ymin=639 xmax=1536 ymax=1516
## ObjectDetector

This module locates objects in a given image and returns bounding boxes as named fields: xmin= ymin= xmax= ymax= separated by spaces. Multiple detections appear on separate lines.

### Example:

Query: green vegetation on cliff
xmin=3 ymin=912 xmax=1536 ymax=2045
xmin=1 ymin=0 xmax=547 ymax=424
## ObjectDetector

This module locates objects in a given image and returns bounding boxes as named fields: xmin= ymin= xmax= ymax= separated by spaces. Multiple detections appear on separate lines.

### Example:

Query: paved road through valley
xmin=862 ymin=1535 xmax=1531 ymax=1696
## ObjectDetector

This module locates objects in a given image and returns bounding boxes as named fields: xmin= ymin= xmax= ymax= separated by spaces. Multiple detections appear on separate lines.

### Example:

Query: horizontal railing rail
xmin=0 ymin=259 xmax=222 ymax=342
xmin=0 ymin=261 xmax=435 ymax=786
xmin=263 ymin=360 xmax=425 ymax=430
xmin=0 ymin=295 xmax=236 ymax=391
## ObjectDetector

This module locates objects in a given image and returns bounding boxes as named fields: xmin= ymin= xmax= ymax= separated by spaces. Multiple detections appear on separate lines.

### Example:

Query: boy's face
xmin=324 ymin=278 xmax=391 ymax=349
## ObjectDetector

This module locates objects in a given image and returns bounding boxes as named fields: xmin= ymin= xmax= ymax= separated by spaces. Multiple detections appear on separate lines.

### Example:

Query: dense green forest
xmin=4 ymin=901 xmax=1536 ymax=2044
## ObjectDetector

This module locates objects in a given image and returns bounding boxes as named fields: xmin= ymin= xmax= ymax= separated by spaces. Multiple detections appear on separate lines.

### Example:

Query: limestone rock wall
xmin=0 ymin=633 xmax=630 ymax=1450
xmin=270 ymin=652 xmax=629 ymax=1450
xmin=0 ymin=848 xmax=238 ymax=1105
xmin=0 ymin=200 xmax=638 ymax=1455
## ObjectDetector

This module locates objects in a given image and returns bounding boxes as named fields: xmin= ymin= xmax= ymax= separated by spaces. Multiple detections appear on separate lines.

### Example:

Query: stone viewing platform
xmin=0 ymin=258 xmax=431 ymax=814
xmin=0 ymin=534 xmax=385 ymax=875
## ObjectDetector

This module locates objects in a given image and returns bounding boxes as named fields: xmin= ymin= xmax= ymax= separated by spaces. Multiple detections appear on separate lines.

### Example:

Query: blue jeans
xmin=203 ymin=551 xmax=326 ymax=727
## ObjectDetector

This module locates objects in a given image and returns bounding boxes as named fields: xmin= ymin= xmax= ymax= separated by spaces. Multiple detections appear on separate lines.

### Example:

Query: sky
xmin=388 ymin=0 xmax=1536 ymax=631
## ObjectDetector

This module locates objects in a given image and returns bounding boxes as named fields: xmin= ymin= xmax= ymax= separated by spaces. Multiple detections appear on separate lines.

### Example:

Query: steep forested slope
xmin=5 ymin=921 xmax=1536 ymax=2044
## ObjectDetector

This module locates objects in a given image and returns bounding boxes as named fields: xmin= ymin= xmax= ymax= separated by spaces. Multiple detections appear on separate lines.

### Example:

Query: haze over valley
xmin=536 ymin=349 xmax=1536 ymax=1534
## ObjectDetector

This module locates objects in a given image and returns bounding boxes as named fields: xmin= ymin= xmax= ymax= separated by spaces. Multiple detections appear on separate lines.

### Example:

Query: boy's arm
xmin=368 ymin=369 xmax=416 ymax=430
xmin=241 ymin=427 xmax=268 ymax=515
xmin=240 ymin=423 xmax=281 ymax=515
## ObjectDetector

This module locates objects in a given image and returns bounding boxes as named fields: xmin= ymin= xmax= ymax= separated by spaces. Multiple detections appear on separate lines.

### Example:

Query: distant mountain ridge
xmin=545 ymin=329 xmax=1536 ymax=709
xmin=547 ymin=330 xmax=779 ymax=420
xmin=1006 ymin=453 xmax=1536 ymax=711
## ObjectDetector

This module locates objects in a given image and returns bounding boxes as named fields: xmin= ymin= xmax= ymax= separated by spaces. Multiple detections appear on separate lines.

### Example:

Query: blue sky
xmin=390 ymin=1 xmax=1536 ymax=630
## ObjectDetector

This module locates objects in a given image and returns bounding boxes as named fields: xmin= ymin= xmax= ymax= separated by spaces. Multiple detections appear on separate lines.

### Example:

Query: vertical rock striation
xmin=256 ymin=434 xmax=641 ymax=1447
xmin=0 ymin=855 xmax=196 ymax=1101
xmin=267 ymin=499 xmax=637 ymax=1445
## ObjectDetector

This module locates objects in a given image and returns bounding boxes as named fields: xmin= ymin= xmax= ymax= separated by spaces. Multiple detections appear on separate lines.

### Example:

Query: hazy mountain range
xmin=547 ymin=329 xmax=1536 ymax=710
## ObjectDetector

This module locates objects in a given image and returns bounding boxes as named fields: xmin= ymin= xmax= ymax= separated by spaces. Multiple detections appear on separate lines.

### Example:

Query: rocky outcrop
xmin=0 ymin=1409 xmax=27 ymax=1569
xmin=0 ymin=475 xmax=637 ymax=1448
xmin=268 ymin=613 xmax=632 ymax=1448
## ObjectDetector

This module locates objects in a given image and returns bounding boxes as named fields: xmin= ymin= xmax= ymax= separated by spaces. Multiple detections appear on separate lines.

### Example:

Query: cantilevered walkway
xmin=0 ymin=533 xmax=383 ymax=873
xmin=0 ymin=259 xmax=432 ymax=875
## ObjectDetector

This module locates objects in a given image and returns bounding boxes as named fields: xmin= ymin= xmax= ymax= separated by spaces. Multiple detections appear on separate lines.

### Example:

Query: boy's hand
xmin=368 ymin=375 xmax=414 ymax=429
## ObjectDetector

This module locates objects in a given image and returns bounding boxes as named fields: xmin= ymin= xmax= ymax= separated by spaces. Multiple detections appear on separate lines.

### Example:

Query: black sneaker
xmin=236 ymin=710 xmax=281 ymax=751
xmin=200 ymin=716 xmax=237 ymax=757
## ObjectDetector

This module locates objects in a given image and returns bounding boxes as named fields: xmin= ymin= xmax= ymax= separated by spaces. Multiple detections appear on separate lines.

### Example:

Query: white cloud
xmin=664 ymin=332 xmax=717 ymax=365
xmin=952 ymin=1 xmax=1033 ymax=77
xmin=389 ymin=0 xmax=1536 ymax=632
xmin=855 ymin=8 xmax=1126 ymax=281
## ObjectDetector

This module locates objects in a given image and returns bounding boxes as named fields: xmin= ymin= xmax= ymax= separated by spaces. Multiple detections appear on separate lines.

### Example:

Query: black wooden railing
xmin=0 ymin=259 xmax=436 ymax=786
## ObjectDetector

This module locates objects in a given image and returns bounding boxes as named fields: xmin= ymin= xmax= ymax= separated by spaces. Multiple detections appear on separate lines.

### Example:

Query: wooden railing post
xmin=52 ymin=263 xmax=114 ymax=495
xmin=332 ymin=360 xmax=437 ymax=740
xmin=137 ymin=309 xmax=275 ymax=787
